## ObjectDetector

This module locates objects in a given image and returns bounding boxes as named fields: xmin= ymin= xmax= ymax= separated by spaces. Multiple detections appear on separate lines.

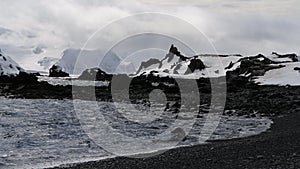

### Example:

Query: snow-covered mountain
xmin=0 ymin=49 xmax=24 ymax=76
xmin=133 ymin=45 xmax=242 ymax=79
xmin=133 ymin=45 xmax=300 ymax=86
xmin=54 ymin=48 xmax=121 ymax=75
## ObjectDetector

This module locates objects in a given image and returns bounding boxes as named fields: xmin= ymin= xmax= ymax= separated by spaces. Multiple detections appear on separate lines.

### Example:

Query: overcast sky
xmin=0 ymin=0 xmax=299 ymax=70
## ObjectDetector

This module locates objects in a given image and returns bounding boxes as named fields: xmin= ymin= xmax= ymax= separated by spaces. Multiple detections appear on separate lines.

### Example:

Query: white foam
xmin=37 ymin=76 xmax=110 ymax=87
xmin=0 ymin=97 xmax=273 ymax=168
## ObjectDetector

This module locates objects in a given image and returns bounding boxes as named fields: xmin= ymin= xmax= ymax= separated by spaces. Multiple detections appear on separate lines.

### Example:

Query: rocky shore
xmin=49 ymin=111 xmax=300 ymax=169
xmin=0 ymin=45 xmax=299 ymax=168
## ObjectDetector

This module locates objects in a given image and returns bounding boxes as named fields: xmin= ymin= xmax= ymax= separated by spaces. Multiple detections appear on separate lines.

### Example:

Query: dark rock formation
xmin=78 ymin=67 xmax=113 ymax=81
xmin=185 ymin=58 xmax=205 ymax=74
xmin=272 ymin=52 xmax=298 ymax=62
xmin=49 ymin=65 xmax=69 ymax=77
xmin=225 ymin=61 xmax=234 ymax=70
xmin=294 ymin=67 xmax=300 ymax=72
xmin=169 ymin=44 xmax=189 ymax=61
xmin=228 ymin=54 xmax=285 ymax=77
xmin=0 ymin=72 xmax=38 ymax=83
xmin=135 ymin=45 xmax=207 ymax=77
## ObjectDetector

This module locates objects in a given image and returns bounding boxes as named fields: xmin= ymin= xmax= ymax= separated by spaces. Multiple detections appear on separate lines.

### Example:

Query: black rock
xmin=169 ymin=44 xmax=189 ymax=61
xmin=272 ymin=52 xmax=298 ymax=62
xmin=78 ymin=68 xmax=113 ymax=81
xmin=227 ymin=54 xmax=284 ymax=78
xmin=225 ymin=61 xmax=234 ymax=70
xmin=185 ymin=58 xmax=205 ymax=74
xmin=0 ymin=71 xmax=38 ymax=83
xmin=49 ymin=65 xmax=69 ymax=77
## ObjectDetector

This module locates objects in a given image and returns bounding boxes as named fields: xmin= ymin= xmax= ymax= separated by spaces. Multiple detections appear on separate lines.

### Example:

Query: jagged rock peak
xmin=78 ymin=67 xmax=112 ymax=81
xmin=169 ymin=44 xmax=181 ymax=56
xmin=169 ymin=44 xmax=189 ymax=61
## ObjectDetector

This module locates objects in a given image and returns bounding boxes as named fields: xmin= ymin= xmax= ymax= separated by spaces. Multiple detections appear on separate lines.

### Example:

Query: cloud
xmin=0 ymin=0 xmax=299 ymax=70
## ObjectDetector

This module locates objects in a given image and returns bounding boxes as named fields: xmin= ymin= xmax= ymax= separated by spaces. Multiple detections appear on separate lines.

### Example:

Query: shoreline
xmin=50 ymin=112 xmax=300 ymax=169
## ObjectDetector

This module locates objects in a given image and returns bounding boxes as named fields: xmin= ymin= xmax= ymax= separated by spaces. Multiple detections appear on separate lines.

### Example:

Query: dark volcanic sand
xmin=50 ymin=112 xmax=300 ymax=169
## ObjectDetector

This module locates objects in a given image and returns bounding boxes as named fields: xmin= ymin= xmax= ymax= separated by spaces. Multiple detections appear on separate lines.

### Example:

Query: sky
xmin=0 ymin=0 xmax=299 ymax=70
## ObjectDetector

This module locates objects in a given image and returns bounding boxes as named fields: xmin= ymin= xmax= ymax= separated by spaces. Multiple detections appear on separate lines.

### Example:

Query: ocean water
xmin=0 ymin=97 xmax=272 ymax=169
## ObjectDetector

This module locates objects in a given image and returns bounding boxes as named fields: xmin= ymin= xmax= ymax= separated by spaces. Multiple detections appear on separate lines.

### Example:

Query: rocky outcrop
xmin=78 ymin=68 xmax=113 ymax=81
xmin=49 ymin=65 xmax=69 ymax=77
xmin=185 ymin=56 xmax=205 ymax=74
xmin=134 ymin=44 xmax=206 ymax=77
xmin=0 ymin=71 xmax=38 ymax=83
xmin=227 ymin=54 xmax=285 ymax=77
xmin=294 ymin=67 xmax=300 ymax=72
xmin=272 ymin=52 xmax=298 ymax=62
xmin=169 ymin=44 xmax=189 ymax=61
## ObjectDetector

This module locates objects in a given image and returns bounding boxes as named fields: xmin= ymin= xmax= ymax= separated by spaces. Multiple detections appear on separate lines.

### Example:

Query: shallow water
xmin=0 ymin=97 xmax=272 ymax=168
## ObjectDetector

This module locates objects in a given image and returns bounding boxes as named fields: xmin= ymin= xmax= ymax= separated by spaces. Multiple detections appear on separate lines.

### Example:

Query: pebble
xmin=292 ymin=153 xmax=298 ymax=157
xmin=256 ymin=155 xmax=264 ymax=159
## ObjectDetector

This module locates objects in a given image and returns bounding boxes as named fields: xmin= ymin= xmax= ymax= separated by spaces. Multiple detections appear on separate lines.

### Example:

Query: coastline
xmin=50 ymin=112 xmax=300 ymax=169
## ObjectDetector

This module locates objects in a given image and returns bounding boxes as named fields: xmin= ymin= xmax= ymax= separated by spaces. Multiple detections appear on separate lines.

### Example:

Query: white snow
xmin=134 ymin=50 xmax=300 ymax=87
xmin=134 ymin=53 xmax=242 ymax=79
xmin=255 ymin=62 xmax=300 ymax=86
xmin=196 ymin=55 xmax=241 ymax=78
xmin=0 ymin=50 xmax=24 ymax=76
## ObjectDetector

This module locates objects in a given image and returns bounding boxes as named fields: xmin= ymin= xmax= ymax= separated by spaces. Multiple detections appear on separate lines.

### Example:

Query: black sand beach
xmin=51 ymin=111 xmax=300 ymax=169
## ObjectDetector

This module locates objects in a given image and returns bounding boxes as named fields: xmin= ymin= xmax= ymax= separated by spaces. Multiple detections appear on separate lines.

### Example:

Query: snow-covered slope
xmin=223 ymin=52 xmax=300 ymax=86
xmin=133 ymin=45 xmax=300 ymax=86
xmin=133 ymin=45 xmax=242 ymax=79
xmin=254 ymin=62 xmax=300 ymax=86
xmin=55 ymin=49 xmax=121 ymax=75
xmin=0 ymin=49 xmax=24 ymax=76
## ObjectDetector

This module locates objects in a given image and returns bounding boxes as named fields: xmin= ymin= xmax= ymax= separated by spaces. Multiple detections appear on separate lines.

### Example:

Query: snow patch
xmin=254 ymin=62 xmax=300 ymax=86
xmin=135 ymin=54 xmax=242 ymax=79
